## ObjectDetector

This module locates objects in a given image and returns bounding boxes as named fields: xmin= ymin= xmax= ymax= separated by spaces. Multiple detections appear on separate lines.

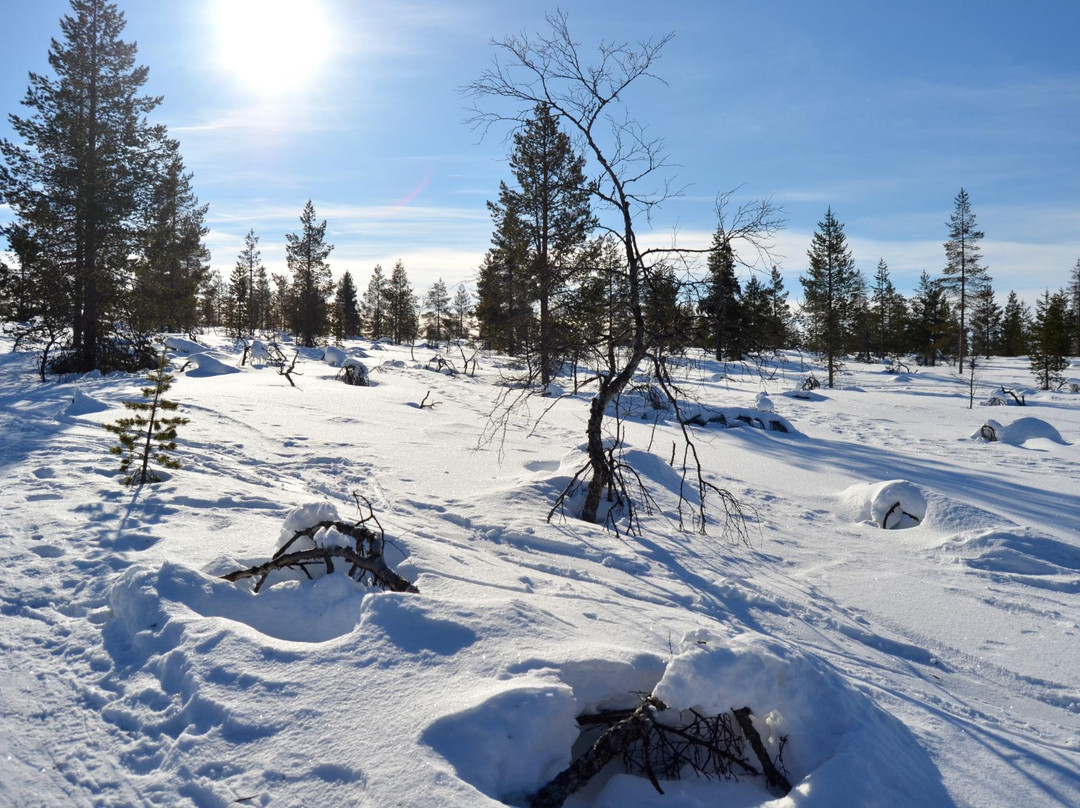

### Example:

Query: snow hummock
xmin=182 ymin=351 xmax=240 ymax=377
xmin=163 ymin=335 xmax=204 ymax=354
xmin=62 ymin=389 xmax=109 ymax=416
xmin=323 ymin=345 xmax=347 ymax=367
xmin=652 ymin=629 xmax=952 ymax=806
xmin=973 ymin=416 xmax=1067 ymax=447
xmin=838 ymin=480 xmax=928 ymax=529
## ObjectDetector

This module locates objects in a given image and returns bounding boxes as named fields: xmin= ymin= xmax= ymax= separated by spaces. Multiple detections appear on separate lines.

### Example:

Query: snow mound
xmin=323 ymin=345 xmax=347 ymax=367
xmin=63 ymin=389 xmax=109 ymax=416
xmin=423 ymin=682 xmax=578 ymax=804
xmin=838 ymin=480 xmax=927 ymax=529
xmin=651 ymin=630 xmax=951 ymax=805
xmin=111 ymin=561 xmax=369 ymax=643
xmin=973 ymin=417 xmax=1067 ymax=447
xmin=183 ymin=352 xmax=240 ymax=377
xmin=163 ymin=336 xmax=204 ymax=354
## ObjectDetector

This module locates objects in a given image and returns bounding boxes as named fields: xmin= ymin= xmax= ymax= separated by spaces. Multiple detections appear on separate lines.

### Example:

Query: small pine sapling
xmin=104 ymin=352 xmax=190 ymax=485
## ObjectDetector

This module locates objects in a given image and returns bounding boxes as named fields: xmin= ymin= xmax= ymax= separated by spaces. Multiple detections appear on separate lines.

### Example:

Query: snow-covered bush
xmin=973 ymin=417 xmax=1066 ymax=446
xmin=338 ymin=358 xmax=369 ymax=386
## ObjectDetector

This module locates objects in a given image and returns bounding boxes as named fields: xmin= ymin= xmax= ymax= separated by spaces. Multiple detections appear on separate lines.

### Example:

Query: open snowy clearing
xmin=1 ymin=335 xmax=1077 ymax=807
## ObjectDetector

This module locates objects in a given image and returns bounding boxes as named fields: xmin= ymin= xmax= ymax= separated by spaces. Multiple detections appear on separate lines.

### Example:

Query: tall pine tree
xmin=800 ymin=208 xmax=860 ymax=387
xmin=360 ymin=264 xmax=388 ymax=340
xmin=1 ymin=0 xmax=170 ymax=372
xmin=486 ymin=104 xmax=594 ymax=383
xmin=943 ymin=188 xmax=990 ymax=367
xmin=284 ymin=200 xmax=333 ymax=347
xmin=385 ymin=260 xmax=418 ymax=344
xmin=231 ymin=229 xmax=263 ymax=338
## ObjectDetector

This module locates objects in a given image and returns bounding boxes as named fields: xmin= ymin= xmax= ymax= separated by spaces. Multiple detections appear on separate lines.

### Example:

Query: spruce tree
xmin=333 ymin=271 xmax=361 ymax=339
xmin=740 ymin=274 xmax=768 ymax=354
xmin=910 ymin=271 xmax=953 ymax=366
xmin=800 ymin=208 xmax=860 ymax=387
xmin=103 ymin=351 xmax=189 ymax=485
xmin=943 ymin=188 xmax=990 ymax=367
xmin=385 ymin=260 xmax=418 ymax=344
xmin=226 ymin=261 xmax=249 ymax=339
xmin=477 ymin=195 xmax=533 ymax=353
xmin=451 ymin=284 xmax=473 ymax=340
xmin=423 ymin=278 xmax=452 ymax=343
xmin=1 ymin=0 xmax=169 ymax=373
xmin=284 ymin=200 xmax=334 ymax=347
xmin=1029 ymin=289 xmax=1070 ymax=390
xmin=871 ymin=259 xmax=902 ymax=360
xmin=1067 ymin=258 xmax=1080 ymax=355
xmin=702 ymin=229 xmax=744 ymax=360
xmin=231 ymin=229 xmax=263 ymax=337
xmin=764 ymin=266 xmax=792 ymax=352
xmin=360 ymin=264 xmax=388 ymax=340
xmin=969 ymin=283 xmax=1001 ymax=359
xmin=998 ymin=291 xmax=1030 ymax=356
xmin=130 ymin=140 xmax=209 ymax=335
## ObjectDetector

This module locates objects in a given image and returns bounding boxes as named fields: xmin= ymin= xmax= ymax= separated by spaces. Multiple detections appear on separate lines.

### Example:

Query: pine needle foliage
xmin=104 ymin=351 xmax=189 ymax=485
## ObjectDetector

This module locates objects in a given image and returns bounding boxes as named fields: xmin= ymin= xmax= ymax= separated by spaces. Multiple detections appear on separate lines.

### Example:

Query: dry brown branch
xmin=223 ymin=516 xmax=417 ymax=594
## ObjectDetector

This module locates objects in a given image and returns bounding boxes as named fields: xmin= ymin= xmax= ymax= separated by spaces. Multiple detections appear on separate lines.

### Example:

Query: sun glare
xmin=214 ymin=0 xmax=334 ymax=94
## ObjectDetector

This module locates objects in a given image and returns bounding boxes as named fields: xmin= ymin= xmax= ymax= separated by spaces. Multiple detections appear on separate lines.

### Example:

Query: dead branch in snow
xmin=221 ymin=508 xmax=417 ymax=594
xmin=530 ymin=695 xmax=791 ymax=808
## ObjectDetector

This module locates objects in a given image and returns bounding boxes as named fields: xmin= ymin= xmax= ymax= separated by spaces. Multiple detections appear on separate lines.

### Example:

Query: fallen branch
xmin=222 ymin=516 xmax=418 ymax=594
xmin=530 ymin=696 xmax=791 ymax=808
xmin=732 ymin=707 xmax=792 ymax=794
xmin=880 ymin=501 xmax=921 ymax=529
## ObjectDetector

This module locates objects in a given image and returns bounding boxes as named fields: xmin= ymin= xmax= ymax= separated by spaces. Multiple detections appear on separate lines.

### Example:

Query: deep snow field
xmin=0 ymin=332 xmax=1078 ymax=807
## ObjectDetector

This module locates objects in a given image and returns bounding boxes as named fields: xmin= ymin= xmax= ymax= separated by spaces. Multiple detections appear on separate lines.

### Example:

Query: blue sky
xmin=1 ymin=0 xmax=1078 ymax=304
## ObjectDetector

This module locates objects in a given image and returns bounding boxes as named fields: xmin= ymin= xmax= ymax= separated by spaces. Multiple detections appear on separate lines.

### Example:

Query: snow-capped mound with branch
xmin=651 ymin=630 xmax=951 ymax=805
xmin=974 ymin=417 xmax=1067 ymax=447
xmin=838 ymin=480 xmax=927 ymax=529
xmin=163 ymin=336 xmax=204 ymax=354
xmin=181 ymin=352 xmax=240 ymax=377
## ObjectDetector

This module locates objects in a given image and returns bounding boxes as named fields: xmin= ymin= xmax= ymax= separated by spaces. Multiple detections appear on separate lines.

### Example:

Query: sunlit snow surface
xmin=1 ymin=336 xmax=1077 ymax=807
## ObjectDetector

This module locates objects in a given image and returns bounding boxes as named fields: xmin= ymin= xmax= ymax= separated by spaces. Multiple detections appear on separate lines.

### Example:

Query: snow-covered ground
xmin=1 ymin=333 xmax=1077 ymax=807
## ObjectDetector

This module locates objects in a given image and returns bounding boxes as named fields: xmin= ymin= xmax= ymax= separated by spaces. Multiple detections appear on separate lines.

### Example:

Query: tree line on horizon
xmin=0 ymin=0 xmax=1077 ymax=393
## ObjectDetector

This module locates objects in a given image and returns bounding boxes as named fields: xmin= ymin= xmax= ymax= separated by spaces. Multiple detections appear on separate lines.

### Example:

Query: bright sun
xmin=214 ymin=0 xmax=334 ymax=94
